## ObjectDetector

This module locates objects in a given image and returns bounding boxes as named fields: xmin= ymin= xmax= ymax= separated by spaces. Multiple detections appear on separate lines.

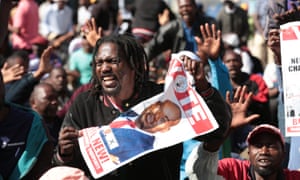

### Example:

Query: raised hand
xmin=195 ymin=23 xmax=221 ymax=61
xmin=267 ymin=29 xmax=281 ymax=65
xmin=180 ymin=53 xmax=209 ymax=92
xmin=1 ymin=62 xmax=24 ymax=83
xmin=33 ymin=46 xmax=54 ymax=79
xmin=273 ymin=4 xmax=300 ymax=25
xmin=81 ymin=18 xmax=103 ymax=47
xmin=226 ymin=86 xmax=260 ymax=129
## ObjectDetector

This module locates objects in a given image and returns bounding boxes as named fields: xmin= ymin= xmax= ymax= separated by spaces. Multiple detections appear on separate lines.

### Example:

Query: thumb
xmin=194 ymin=36 xmax=202 ymax=45
xmin=78 ymin=130 xmax=84 ymax=137
xmin=246 ymin=114 xmax=260 ymax=124
xmin=2 ymin=62 xmax=8 ymax=70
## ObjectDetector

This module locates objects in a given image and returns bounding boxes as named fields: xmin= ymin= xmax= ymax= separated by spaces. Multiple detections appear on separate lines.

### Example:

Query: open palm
xmin=82 ymin=18 xmax=102 ymax=47
xmin=195 ymin=23 xmax=221 ymax=61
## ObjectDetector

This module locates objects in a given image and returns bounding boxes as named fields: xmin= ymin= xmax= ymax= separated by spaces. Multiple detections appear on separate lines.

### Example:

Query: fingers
xmin=58 ymin=127 xmax=79 ymax=156
xmin=233 ymin=86 xmax=242 ymax=102
xmin=2 ymin=62 xmax=8 ymax=70
xmin=211 ymin=24 xmax=217 ymax=39
xmin=41 ymin=46 xmax=54 ymax=60
xmin=226 ymin=90 xmax=231 ymax=104
xmin=181 ymin=55 xmax=198 ymax=75
xmin=200 ymin=24 xmax=207 ymax=39
xmin=85 ymin=19 xmax=92 ymax=32
xmin=200 ymin=23 xmax=218 ymax=39
xmin=205 ymin=23 xmax=212 ymax=38
xmin=59 ymin=127 xmax=79 ymax=141
xmin=11 ymin=64 xmax=24 ymax=76
xmin=91 ymin=17 xmax=97 ymax=30
xmin=78 ymin=130 xmax=84 ymax=137
xmin=194 ymin=36 xmax=202 ymax=46
xmin=217 ymin=29 xmax=222 ymax=41
xmin=245 ymin=114 xmax=260 ymax=124
xmin=98 ymin=27 xmax=103 ymax=37
xmin=230 ymin=85 xmax=248 ymax=103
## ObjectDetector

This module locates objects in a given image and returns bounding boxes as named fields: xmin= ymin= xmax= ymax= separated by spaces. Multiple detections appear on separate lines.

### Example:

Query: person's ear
xmin=30 ymin=99 xmax=37 ymax=110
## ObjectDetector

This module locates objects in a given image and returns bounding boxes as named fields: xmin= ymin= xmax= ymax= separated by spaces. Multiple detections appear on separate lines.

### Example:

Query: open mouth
xmin=102 ymin=76 xmax=117 ymax=87
xmin=257 ymin=158 xmax=272 ymax=167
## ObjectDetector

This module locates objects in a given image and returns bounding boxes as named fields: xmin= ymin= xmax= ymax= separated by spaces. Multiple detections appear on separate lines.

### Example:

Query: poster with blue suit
xmin=78 ymin=51 xmax=219 ymax=179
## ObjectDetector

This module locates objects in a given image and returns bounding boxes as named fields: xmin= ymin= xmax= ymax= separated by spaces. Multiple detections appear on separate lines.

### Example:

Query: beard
xmin=102 ymin=83 xmax=122 ymax=96
xmin=254 ymin=166 xmax=274 ymax=177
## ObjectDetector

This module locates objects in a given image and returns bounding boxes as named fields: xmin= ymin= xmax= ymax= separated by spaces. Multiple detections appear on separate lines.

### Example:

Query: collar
xmin=102 ymin=90 xmax=140 ymax=112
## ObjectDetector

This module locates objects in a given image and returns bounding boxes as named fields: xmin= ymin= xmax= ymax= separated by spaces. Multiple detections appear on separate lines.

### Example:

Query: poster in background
xmin=280 ymin=21 xmax=300 ymax=136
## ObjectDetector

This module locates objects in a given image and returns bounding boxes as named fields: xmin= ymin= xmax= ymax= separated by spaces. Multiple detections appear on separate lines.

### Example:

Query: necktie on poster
xmin=78 ymin=51 xmax=219 ymax=179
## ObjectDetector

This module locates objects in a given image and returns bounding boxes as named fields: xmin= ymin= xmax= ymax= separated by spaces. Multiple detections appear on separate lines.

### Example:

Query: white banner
xmin=78 ymin=51 xmax=219 ymax=178
xmin=280 ymin=21 xmax=300 ymax=136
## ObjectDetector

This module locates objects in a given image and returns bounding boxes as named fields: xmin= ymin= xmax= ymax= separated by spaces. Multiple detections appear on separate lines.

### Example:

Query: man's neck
xmin=255 ymin=172 xmax=279 ymax=180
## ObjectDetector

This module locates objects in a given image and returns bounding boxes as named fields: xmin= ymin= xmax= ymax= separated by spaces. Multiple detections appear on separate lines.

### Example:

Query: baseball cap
xmin=246 ymin=124 xmax=285 ymax=148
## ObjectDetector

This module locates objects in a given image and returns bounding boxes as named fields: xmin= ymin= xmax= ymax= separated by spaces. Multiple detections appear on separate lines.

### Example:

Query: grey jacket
xmin=264 ymin=0 xmax=286 ymax=39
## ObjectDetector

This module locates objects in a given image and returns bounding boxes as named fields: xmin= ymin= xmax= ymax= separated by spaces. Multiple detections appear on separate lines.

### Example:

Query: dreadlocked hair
xmin=90 ymin=34 xmax=149 ymax=95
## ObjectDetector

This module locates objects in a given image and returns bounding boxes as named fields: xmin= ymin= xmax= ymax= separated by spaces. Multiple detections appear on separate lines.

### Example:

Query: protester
xmin=8 ymin=0 xmax=44 ymax=51
xmin=186 ymin=85 xmax=300 ymax=179
xmin=144 ymin=0 xmax=216 ymax=61
xmin=131 ymin=0 xmax=175 ymax=44
xmin=29 ymin=82 xmax=62 ymax=145
xmin=67 ymin=37 xmax=93 ymax=88
xmin=0 ymin=47 xmax=54 ymax=179
xmin=52 ymin=33 xmax=232 ymax=179
xmin=186 ymin=122 xmax=300 ymax=179
xmin=4 ymin=49 xmax=53 ymax=106
xmin=252 ymin=0 xmax=270 ymax=68
xmin=217 ymin=0 xmax=249 ymax=46
xmin=39 ymin=0 xmax=75 ymax=63
xmin=222 ymin=48 xmax=271 ymax=157
xmin=142 ymin=0 xmax=233 ymax=175
xmin=0 ymin=2 xmax=54 ymax=178
xmin=44 ymin=67 xmax=71 ymax=113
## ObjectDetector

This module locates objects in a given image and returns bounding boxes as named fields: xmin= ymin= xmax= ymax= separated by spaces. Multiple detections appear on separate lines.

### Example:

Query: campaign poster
xmin=280 ymin=21 xmax=300 ymax=136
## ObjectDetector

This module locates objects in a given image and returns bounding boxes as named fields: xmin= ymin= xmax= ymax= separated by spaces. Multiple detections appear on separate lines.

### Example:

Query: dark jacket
xmin=53 ymin=81 xmax=231 ymax=180
xmin=5 ymin=73 xmax=40 ymax=107
xmin=144 ymin=15 xmax=216 ymax=61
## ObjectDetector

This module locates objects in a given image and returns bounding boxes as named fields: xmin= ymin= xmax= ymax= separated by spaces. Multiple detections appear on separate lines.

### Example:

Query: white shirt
xmin=77 ymin=5 xmax=92 ymax=28
xmin=40 ymin=3 xmax=73 ymax=37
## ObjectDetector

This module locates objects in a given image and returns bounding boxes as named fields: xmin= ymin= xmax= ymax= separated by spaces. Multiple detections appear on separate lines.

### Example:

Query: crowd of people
xmin=0 ymin=0 xmax=300 ymax=179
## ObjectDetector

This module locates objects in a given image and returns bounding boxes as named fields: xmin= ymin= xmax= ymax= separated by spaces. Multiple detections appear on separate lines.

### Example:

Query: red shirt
xmin=11 ymin=0 xmax=39 ymax=50
xmin=218 ymin=158 xmax=300 ymax=180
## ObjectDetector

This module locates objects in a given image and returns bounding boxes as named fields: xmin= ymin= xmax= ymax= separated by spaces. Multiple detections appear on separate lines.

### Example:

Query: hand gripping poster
xmin=280 ymin=21 xmax=300 ymax=136
xmin=78 ymin=51 xmax=219 ymax=178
